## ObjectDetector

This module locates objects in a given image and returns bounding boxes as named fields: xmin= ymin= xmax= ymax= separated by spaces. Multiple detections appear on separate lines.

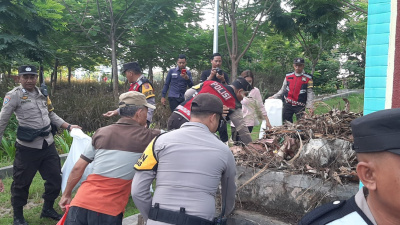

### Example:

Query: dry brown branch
xmin=237 ymin=156 xmax=275 ymax=192
xmin=288 ymin=131 xmax=303 ymax=164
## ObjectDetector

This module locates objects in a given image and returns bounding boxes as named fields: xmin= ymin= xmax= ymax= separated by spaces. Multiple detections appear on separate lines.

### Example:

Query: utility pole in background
xmin=213 ymin=0 xmax=219 ymax=53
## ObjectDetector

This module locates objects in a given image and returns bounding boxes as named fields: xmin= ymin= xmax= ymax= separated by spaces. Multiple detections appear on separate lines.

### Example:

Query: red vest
xmin=129 ymin=80 xmax=142 ymax=92
xmin=284 ymin=73 xmax=312 ymax=106
xmin=175 ymin=81 xmax=239 ymax=120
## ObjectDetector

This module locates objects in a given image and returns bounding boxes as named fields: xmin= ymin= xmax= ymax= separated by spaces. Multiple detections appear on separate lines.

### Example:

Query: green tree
xmin=221 ymin=0 xmax=278 ymax=80
xmin=271 ymin=0 xmax=347 ymax=75
xmin=124 ymin=0 xmax=206 ymax=83
xmin=338 ymin=0 xmax=367 ymax=88
xmin=0 ymin=0 xmax=63 ymax=74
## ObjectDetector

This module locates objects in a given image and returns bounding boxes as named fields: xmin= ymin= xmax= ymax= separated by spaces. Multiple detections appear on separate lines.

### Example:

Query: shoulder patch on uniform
xmin=307 ymin=80 xmax=313 ymax=88
xmin=134 ymin=138 xmax=158 ymax=171
xmin=304 ymin=74 xmax=312 ymax=79
xmin=192 ymin=83 xmax=202 ymax=90
xmin=3 ymin=96 xmax=11 ymax=105
xmin=141 ymin=82 xmax=155 ymax=98
xmin=47 ymin=96 xmax=55 ymax=112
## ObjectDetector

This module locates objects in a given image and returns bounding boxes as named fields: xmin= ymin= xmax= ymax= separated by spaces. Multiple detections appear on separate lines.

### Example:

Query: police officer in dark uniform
xmin=0 ymin=65 xmax=81 ymax=225
xmin=299 ymin=108 xmax=400 ymax=225
xmin=103 ymin=62 xmax=155 ymax=127
xmin=168 ymin=77 xmax=253 ymax=144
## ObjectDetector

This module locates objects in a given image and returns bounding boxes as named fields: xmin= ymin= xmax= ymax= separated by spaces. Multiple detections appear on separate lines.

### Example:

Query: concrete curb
xmin=123 ymin=214 xmax=138 ymax=225
xmin=315 ymin=89 xmax=363 ymax=101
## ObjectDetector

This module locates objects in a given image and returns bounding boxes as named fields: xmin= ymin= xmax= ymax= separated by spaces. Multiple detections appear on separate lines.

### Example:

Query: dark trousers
xmin=11 ymin=141 xmax=61 ymax=207
xmin=167 ymin=112 xmax=188 ymax=130
xmin=168 ymin=97 xmax=185 ymax=112
xmin=231 ymin=126 xmax=253 ymax=142
xmin=65 ymin=206 xmax=123 ymax=225
xmin=283 ymin=103 xmax=305 ymax=123
xmin=218 ymin=120 xmax=228 ymax=142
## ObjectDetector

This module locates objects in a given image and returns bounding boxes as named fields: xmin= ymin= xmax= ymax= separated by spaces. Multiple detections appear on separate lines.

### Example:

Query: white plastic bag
xmin=61 ymin=129 xmax=94 ymax=193
xmin=259 ymin=99 xmax=283 ymax=139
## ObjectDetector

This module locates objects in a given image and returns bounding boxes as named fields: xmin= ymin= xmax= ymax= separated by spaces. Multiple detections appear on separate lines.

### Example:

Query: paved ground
xmin=123 ymin=214 xmax=138 ymax=225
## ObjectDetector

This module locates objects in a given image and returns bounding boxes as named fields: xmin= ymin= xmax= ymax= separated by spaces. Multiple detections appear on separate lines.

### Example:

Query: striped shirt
xmin=70 ymin=118 xmax=160 ymax=216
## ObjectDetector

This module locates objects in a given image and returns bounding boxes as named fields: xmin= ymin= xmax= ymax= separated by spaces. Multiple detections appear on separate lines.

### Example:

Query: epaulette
xmin=285 ymin=72 xmax=294 ymax=76
xmin=299 ymin=200 xmax=346 ymax=225
xmin=303 ymin=73 xmax=312 ymax=79
xmin=139 ymin=76 xmax=153 ymax=86
xmin=9 ymin=86 xmax=21 ymax=93
xmin=299 ymin=196 xmax=374 ymax=225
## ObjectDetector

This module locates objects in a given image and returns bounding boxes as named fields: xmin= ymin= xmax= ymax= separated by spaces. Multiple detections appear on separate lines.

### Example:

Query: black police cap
xmin=351 ymin=108 xmax=400 ymax=155
xmin=18 ymin=65 xmax=38 ymax=75
xmin=122 ymin=62 xmax=141 ymax=73
xmin=293 ymin=58 xmax=305 ymax=64
xmin=232 ymin=77 xmax=253 ymax=92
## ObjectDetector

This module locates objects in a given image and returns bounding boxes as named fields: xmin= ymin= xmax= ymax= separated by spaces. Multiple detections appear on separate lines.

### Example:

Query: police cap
xmin=293 ymin=57 xmax=305 ymax=64
xmin=351 ymin=108 xmax=400 ymax=155
xmin=18 ymin=65 xmax=38 ymax=75
xmin=232 ymin=77 xmax=253 ymax=92
xmin=122 ymin=62 xmax=141 ymax=73
xmin=191 ymin=93 xmax=223 ymax=115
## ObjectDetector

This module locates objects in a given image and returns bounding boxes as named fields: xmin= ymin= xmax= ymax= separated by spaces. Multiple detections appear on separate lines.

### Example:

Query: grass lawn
xmin=314 ymin=93 xmax=364 ymax=115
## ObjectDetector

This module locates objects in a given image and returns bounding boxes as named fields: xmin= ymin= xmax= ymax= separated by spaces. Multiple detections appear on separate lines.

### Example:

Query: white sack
xmin=61 ymin=129 xmax=93 ymax=193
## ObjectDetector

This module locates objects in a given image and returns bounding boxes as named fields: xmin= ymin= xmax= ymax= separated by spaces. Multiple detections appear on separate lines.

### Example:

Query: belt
xmin=284 ymin=96 xmax=306 ymax=107
xmin=148 ymin=203 xmax=214 ymax=225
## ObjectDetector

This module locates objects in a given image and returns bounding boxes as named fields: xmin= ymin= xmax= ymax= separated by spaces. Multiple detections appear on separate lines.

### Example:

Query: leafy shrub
xmin=55 ymin=130 xmax=73 ymax=154
xmin=0 ymin=132 xmax=16 ymax=160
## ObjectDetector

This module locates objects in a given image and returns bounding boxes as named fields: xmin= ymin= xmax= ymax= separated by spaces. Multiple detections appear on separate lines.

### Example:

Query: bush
xmin=0 ymin=95 xmax=18 ymax=161
xmin=49 ymin=81 xmax=121 ymax=132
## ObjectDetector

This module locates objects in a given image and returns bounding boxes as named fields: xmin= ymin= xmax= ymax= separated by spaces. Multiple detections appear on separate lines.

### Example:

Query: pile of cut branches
xmin=232 ymin=98 xmax=362 ymax=185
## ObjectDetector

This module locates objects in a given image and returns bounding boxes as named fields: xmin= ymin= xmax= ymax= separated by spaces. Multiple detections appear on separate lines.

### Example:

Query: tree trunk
xmin=39 ymin=64 xmax=44 ymax=86
xmin=311 ymin=60 xmax=317 ymax=76
xmin=231 ymin=59 xmax=239 ymax=82
xmin=111 ymin=37 xmax=118 ymax=99
xmin=68 ymin=66 xmax=72 ymax=85
xmin=108 ymin=0 xmax=119 ymax=99
xmin=162 ymin=70 xmax=165 ymax=86
xmin=148 ymin=61 xmax=153 ymax=83
xmin=222 ymin=0 xmax=272 ymax=81
xmin=51 ymin=59 xmax=58 ymax=96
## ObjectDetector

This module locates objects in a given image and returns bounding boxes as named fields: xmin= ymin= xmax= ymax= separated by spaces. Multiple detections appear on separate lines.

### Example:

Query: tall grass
xmin=54 ymin=131 xmax=71 ymax=154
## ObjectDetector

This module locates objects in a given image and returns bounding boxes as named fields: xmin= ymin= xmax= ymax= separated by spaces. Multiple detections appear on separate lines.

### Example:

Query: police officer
xmin=299 ymin=108 xmax=400 ymax=225
xmin=103 ymin=62 xmax=155 ymax=127
xmin=269 ymin=58 xmax=314 ymax=123
xmin=0 ymin=65 xmax=81 ymax=225
xmin=168 ymin=77 xmax=253 ymax=144
xmin=132 ymin=93 xmax=236 ymax=225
